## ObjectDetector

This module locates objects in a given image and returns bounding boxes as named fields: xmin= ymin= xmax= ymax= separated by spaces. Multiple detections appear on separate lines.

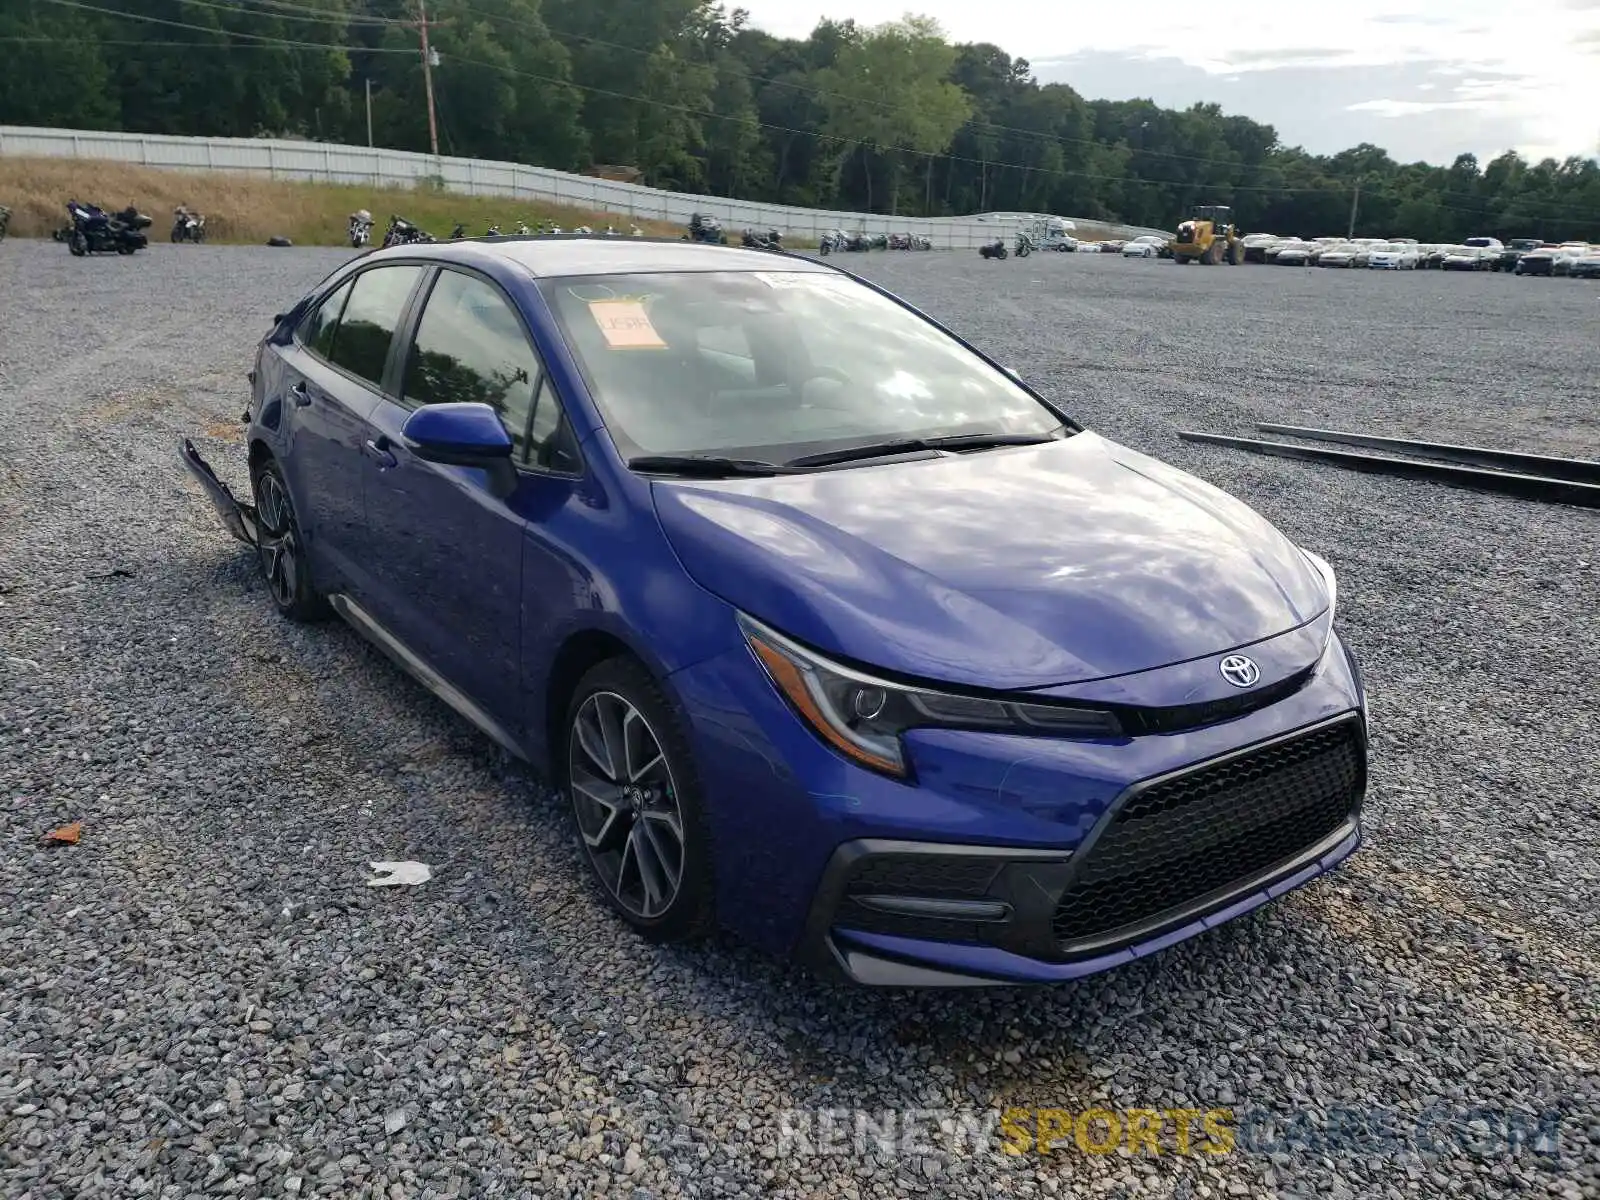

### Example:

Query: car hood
xmin=650 ymin=432 xmax=1329 ymax=691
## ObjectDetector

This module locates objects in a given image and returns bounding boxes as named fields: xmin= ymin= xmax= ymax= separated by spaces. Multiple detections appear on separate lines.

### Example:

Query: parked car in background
xmin=1368 ymin=243 xmax=1420 ymax=270
xmin=1099 ymin=240 xmax=1126 ymax=253
xmin=1306 ymin=242 xmax=1346 ymax=266
xmin=1569 ymin=249 xmax=1600 ymax=279
xmin=1242 ymin=233 xmax=1280 ymax=263
xmin=1552 ymin=248 xmax=1588 ymax=277
xmin=179 ymin=236 xmax=1369 ymax=988
xmin=1442 ymin=246 xmax=1490 ymax=271
xmin=1515 ymin=246 xmax=1560 ymax=275
xmin=1567 ymin=248 xmax=1600 ymax=279
xmin=1463 ymin=236 xmax=1504 ymax=254
xmin=1275 ymin=243 xmax=1313 ymax=266
xmin=1122 ymin=235 xmax=1164 ymax=259
xmin=1493 ymin=238 xmax=1544 ymax=272
xmin=1319 ymin=245 xmax=1360 ymax=268
xmin=1263 ymin=238 xmax=1302 ymax=263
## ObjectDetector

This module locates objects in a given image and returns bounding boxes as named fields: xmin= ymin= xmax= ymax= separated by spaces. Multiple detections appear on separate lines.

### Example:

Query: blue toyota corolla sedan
xmin=183 ymin=236 xmax=1369 ymax=986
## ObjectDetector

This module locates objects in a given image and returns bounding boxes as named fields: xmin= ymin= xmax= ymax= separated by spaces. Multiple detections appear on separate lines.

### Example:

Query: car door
xmin=279 ymin=263 xmax=426 ymax=594
xmin=359 ymin=265 xmax=581 ymax=728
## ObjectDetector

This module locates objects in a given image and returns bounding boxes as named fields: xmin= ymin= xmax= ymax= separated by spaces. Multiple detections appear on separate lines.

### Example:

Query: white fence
xmin=0 ymin=124 xmax=1164 ymax=248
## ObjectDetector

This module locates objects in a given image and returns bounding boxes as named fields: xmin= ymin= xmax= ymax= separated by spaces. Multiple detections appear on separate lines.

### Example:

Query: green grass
xmin=0 ymin=157 xmax=682 ymax=244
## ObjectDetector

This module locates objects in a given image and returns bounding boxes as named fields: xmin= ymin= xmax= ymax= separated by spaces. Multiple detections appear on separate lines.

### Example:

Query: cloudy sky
xmin=738 ymin=0 xmax=1600 ymax=165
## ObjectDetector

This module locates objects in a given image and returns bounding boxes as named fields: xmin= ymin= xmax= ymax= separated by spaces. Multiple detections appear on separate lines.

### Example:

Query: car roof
xmin=369 ymin=235 xmax=834 ymax=278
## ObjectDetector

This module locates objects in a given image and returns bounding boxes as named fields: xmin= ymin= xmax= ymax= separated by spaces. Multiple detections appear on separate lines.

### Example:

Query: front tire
xmin=249 ymin=458 xmax=330 ymax=622
xmin=564 ymin=658 xmax=714 ymax=942
xmin=68 ymin=232 xmax=87 ymax=257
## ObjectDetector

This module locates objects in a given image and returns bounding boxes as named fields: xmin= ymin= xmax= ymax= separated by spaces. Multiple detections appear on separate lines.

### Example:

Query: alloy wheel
xmin=254 ymin=471 xmax=301 ymax=609
xmin=568 ymin=691 xmax=686 ymax=920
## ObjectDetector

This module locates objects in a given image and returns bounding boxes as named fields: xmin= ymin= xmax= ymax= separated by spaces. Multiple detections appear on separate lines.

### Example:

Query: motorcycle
xmin=978 ymin=239 xmax=1008 ymax=260
xmin=449 ymin=222 xmax=467 ymax=240
xmin=888 ymin=233 xmax=911 ymax=250
xmin=171 ymin=205 xmax=206 ymax=244
xmin=817 ymin=228 xmax=849 ymax=255
xmin=572 ymin=225 xmax=594 ymax=236
xmin=630 ymin=225 xmax=643 ymax=237
xmin=382 ymin=215 xmax=435 ymax=248
xmin=685 ymin=212 xmax=726 ymax=244
xmin=1014 ymin=231 xmax=1035 ymax=258
xmin=62 ymin=201 xmax=150 ymax=256
xmin=515 ymin=221 xmax=531 ymax=236
xmin=485 ymin=223 xmax=502 ymax=237
xmin=911 ymin=234 xmax=932 ymax=251
xmin=349 ymin=210 xmax=373 ymax=248
xmin=740 ymin=227 xmax=783 ymax=252
xmin=845 ymin=231 xmax=872 ymax=252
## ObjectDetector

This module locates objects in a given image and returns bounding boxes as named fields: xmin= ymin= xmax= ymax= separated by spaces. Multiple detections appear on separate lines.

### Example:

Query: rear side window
xmin=299 ymin=280 xmax=352 ymax=360
xmin=403 ymin=269 xmax=540 ymax=454
xmin=327 ymin=265 xmax=424 ymax=387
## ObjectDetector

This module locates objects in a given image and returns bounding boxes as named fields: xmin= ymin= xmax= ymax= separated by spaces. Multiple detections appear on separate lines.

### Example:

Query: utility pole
xmin=365 ymin=77 xmax=374 ymax=148
xmin=1347 ymin=177 xmax=1361 ymax=239
xmin=414 ymin=0 xmax=441 ymax=159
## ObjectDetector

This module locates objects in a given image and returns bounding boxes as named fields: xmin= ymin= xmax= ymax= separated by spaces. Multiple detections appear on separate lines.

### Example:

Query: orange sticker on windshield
xmin=588 ymin=300 xmax=665 ymax=349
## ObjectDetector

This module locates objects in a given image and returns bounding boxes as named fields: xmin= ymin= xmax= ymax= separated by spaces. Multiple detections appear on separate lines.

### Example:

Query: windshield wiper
xmin=785 ymin=430 xmax=1066 ymax=469
xmin=627 ymin=454 xmax=805 ymax=478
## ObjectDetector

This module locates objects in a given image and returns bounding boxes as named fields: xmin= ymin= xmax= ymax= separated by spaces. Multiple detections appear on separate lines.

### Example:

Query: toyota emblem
xmin=1219 ymin=655 xmax=1261 ymax=688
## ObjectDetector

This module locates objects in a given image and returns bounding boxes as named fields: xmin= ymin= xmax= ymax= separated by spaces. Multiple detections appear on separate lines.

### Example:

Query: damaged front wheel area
xmin=251 ymin=459 xmax=330 ymax=622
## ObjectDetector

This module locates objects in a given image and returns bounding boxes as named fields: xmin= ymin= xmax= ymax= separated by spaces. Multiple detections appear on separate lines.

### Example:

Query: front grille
xmin=1052 ymin=720 xmax=1363 ymax=951
xmin=1114 ymin=667 xmax=1314 ymax=736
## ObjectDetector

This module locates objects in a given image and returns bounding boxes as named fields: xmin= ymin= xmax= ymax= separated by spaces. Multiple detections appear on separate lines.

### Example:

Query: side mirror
xmin=402 ymin=402 xmax=513 ymax=466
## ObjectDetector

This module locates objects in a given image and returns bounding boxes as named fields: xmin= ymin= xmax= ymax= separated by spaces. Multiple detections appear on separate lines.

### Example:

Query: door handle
xmin=363 ymin=436 xmax=398 ymax=469
xmin=290 ymin=381 xmax=312 ymax=407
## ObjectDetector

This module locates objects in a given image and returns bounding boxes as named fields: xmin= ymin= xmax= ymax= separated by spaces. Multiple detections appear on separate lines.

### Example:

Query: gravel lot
xmin=1 ymin=239 xmax=1597 ymax=1200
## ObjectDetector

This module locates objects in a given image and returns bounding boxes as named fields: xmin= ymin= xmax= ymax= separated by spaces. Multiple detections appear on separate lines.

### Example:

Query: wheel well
xmin=544 ymin=630 xmax=638 ymax=768
xmin=248 ymin=438 xmax=273 ymax=472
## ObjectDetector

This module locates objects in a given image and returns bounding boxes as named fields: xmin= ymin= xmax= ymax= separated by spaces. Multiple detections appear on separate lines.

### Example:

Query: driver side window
xmin=402 ymin=268 xmax=580 ymax=472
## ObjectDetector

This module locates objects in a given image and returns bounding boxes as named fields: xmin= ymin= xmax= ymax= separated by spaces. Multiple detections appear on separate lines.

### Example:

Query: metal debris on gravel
xmin=1 ymin=241 xmax=1596 ymax=1199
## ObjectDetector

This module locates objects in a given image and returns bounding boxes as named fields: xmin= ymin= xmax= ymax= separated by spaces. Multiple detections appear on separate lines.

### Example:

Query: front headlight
xmin=738 ymin=615 xmax=1122 ymax=779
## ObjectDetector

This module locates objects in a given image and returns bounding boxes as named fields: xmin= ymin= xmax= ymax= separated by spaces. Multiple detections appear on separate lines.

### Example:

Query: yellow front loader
xmin=1170 ymin=204 xmax=1243 ymax=264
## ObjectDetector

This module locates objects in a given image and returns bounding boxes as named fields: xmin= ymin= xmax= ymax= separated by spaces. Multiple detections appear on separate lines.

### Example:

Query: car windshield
xmin=538 ymin=270 xmax=1065 ymax=461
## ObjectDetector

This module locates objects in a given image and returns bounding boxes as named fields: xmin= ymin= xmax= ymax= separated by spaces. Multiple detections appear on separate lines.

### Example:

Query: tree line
xmin=2 ymin=0 xmax=1597 ymax=242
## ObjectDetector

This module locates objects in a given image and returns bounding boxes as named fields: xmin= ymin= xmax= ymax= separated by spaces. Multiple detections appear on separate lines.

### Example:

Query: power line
xmin=162 ymin=0 xmax=402 ymax=25
xmin=54 ymin=0 xmax=1600 ymax=217
xmin=16 ymin=10 xmax=1597 ymax=225
xmin=228 ymin=0 xmax=404 ymax=25
xmin=0 ymin=35 xmax=411 ymax=50
xmin=185 ymin=0 xmax=1303 ymax=175
xmin=34 ymin=0 xmax=383 ymax=48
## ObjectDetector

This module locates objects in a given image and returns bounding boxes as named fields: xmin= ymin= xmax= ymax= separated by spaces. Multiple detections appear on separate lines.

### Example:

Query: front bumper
xmin=800 ymin=713 xmax=1366 ymax=985
xmin=672 ymin=626 xmax=1370 ymax=984
xmin=181 ymin=438 xmax=257 ymax=546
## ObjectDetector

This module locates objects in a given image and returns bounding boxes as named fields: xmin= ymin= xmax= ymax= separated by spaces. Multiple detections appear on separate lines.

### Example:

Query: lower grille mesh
xmin=1052 ymin=721 xmax=1363 ymax=949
